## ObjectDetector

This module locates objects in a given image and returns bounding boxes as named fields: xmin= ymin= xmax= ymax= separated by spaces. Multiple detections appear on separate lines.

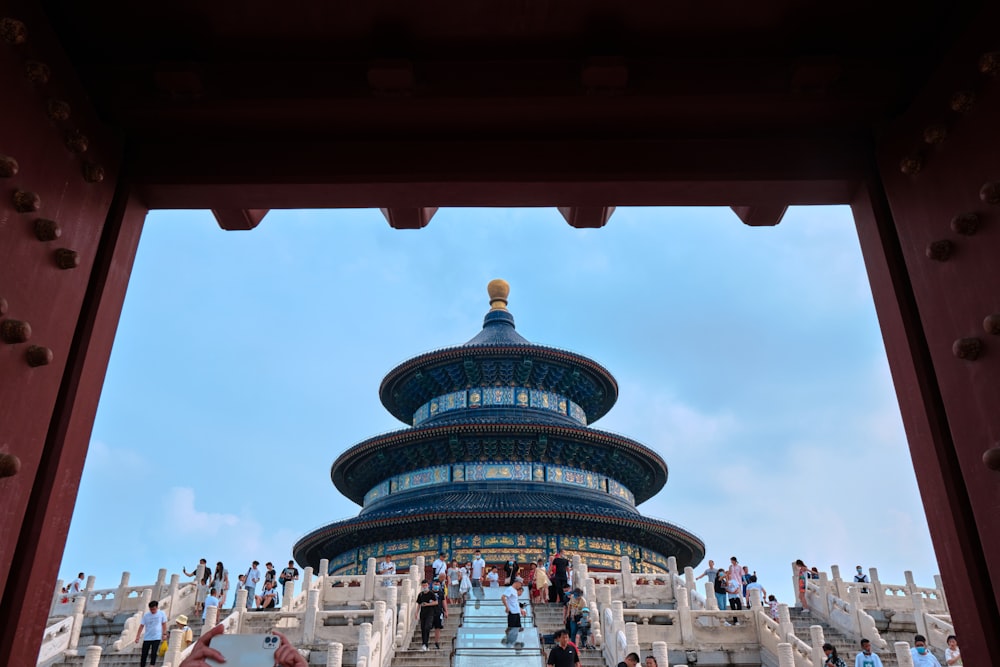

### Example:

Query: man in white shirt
xmin=68 ymin=572 xmax=85 ymax=599
xmin=501 ymin=577 xmax=526 ymax=648
xmin=134 ymin=600 xmax=167 ymax=667
xmin=470 ymin=550 xmax=485 ymax=588
xmin=432 ymin=553 xmax=448 ymax=579
xmin=245 ymin=561 xmax=261 ymax=610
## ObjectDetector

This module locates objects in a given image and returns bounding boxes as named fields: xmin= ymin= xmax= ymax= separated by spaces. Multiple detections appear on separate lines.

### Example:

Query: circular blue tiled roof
xmin=379 ymin=305 xmax=619 ymax=425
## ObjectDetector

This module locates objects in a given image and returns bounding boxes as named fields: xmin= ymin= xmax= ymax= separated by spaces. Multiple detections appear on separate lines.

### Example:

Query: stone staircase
xmin=533 ymin=603 xmax=602 ymax=667
xmin=392 ymin=601 xmax=464 ymax=667
xmin=788 ymin=609 xmax=898 ymax=667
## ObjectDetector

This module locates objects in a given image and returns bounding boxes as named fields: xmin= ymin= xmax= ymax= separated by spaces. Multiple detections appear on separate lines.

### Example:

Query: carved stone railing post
xmin=205 ymin=604 xmax=218 ymax=629
xmin=582 ymin=570 xmax=595 ymax=604
xmin=85 ymin=575 xmax=96 ymax=594
xmin=82 ymin=645 xmax=102 ymax=667
xmin=385 ymin=586 xmax=398 ymax=631
xmin=319 ymin=558 xmax=329 ymax=578
xmin=830 ymin=565 xmax=844 ymax=599
xmin=357 ymin=622 xmax=373 ymax=665
xmin=778 ymin=604 xmax=794 ymax=641
xmin=326 ymin=641 xmax=344 ymax=667
xmin=705 ymin=583 xmax=718 ymax=610
xmin=304 ymin=588 xmax=320 ymax=644
xmin=412 ymin=557 xmax=425 ymax=586
xmin=572 ymin=554 xmax=581 ymax=582
xmin=809 ymin=625 xmax=826 ymax=666
xmin=666 ymin=556 xmax=677 ymax=576
xmin=597 ymin=585 xmax=612 ymax=609
xmin=611 ymin=599 xmax=625 ymax=646
xmin=625 ymin=621 xmax=640 ymax=660
xmin=652 ymin=640 xmax=669 ymax=667
xmin=51 ymin=579 xmax=65 ymax=616
xmin=166 ymin=575 xmax=180 ymax=617
xmin=236 ymin=588 xmax=248 ymax=612
xmin=777 ymin=642 xmax=794 ymax=667
xmin=591 ymin=593 xmax=603 ymax=647
xmin=284 ymin=581 xmax=295 ymax=609
xmin=749 ymin=587 xmax=763 ymax=609
xmin=894 ymin=641 xmax=915 ymax=667
xmin=817 ymin=573 xmax=830 ymax=617
xmin=364 ymin=557 xmax=377 ymax=600
xmin=164 ymin=627 xmax=183 ymax=667
xmin=579 ymin=561 xmax=593 ymax=603
xmin=374 ymin=600 xmax=387 ymax=659
xmin=155 ymin=569 xmax=168 ymax=601
xmin=68 ymin=595 xmax=87 ymax=649
xmin=676 ymin=585 xmax=694 ymax=644
xmin=114 ymin=572 xmax=131 ymax=612
xmin=907 ymin=571 xmax=927 ymax=638
xmin=141 ymin=589 xmax=152 ymax=614
xmin=684 ymin=566 xmax=696 ymax=606
xmin=620 ymin=556 xmax=633 ymax=599
xmin=302 ymin=566 xmax=314 ymax=594
xmin=933 ymin=574 xmax=947 ymax=611
xmin=790 ymin=562 xmax=798 ymax=604
xmin=870 ymin=568 xmax=884 ymax=608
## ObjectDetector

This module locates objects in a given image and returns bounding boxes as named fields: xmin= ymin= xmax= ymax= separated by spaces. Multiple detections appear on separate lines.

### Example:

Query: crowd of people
xmin=178 ymin=557 xmax=303 ymax=615
xmin=71 ymin=553 xmax=965 ymax=667
xmin=694 ymin=555 xmax=772 ymax=625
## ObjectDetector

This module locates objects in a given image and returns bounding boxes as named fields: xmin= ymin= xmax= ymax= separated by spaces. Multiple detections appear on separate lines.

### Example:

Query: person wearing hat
xmin=174 ymin=615 xmax=194 ymax=650
xmin=565 ymin=588 xmax=588 ymax=649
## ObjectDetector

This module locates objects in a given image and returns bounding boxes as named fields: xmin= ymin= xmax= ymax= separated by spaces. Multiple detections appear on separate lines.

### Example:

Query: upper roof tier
xmin=380 ymin=280 xmax=619 ymax=424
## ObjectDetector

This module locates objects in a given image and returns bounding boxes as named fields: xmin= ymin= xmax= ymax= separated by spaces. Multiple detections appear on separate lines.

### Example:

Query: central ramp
xmin=452 ymin=586 xmax=543 ymax=667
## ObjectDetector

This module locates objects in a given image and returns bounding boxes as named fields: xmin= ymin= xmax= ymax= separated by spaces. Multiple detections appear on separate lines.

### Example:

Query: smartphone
xmin=206 ymin=634 xmax=279 ymax=667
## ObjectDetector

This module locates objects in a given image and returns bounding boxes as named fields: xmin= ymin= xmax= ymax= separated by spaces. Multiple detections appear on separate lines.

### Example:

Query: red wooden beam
xmin=380 ymin=207 xmax=437 ymax=229
xmin=558 ymin=206 xmax=616 ymax=228
xmin=211 ymin=208 xmax=269 ymax=230
xmin=730 ymin=205 xmax=788 ymax=226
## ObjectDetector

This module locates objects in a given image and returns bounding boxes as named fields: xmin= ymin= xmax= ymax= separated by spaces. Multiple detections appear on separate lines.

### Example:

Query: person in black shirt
xmin=503 ymin=558 xmax=519 ymax=586
xmin=547 ymin=629 xmax=580 ymax=667
xmin=414 ymin=581 xmax=437 ymax=651
xmin=550 ymin=551 xmax=570 ymax=603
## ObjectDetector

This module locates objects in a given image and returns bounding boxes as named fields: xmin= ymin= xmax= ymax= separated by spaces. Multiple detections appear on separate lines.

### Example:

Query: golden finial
xmin=487 ymin=279 xmax=510 ymax=311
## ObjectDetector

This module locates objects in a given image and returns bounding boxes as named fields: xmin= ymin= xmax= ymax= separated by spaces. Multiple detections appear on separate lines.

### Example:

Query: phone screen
xmin=206 ymin=634 xmax=279 ymax=667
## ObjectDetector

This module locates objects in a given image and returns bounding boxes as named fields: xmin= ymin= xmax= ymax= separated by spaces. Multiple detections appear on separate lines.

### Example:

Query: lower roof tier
xmin=293 ymin=488 xmax=704 ymax=571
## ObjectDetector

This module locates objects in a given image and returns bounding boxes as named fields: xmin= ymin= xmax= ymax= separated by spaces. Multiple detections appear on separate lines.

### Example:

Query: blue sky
xmin=59 ymin=205 xmax=939 ymax=603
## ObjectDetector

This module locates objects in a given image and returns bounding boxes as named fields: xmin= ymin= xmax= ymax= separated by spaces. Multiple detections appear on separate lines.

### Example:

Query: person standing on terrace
xmin=795 ymin=559 xmax=810 ymax=613
xmin=694 ymin=560 xmax=716 ymax=585
xmin=471 ymin=550 xmax=485 ymax=589
xmin=379 ymin=554 xmax=396 ymax=586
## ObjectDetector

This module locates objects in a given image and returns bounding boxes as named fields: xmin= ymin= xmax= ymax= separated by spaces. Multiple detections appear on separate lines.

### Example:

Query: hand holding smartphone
xmin=205 ymin=634 xmax=279 ymax=667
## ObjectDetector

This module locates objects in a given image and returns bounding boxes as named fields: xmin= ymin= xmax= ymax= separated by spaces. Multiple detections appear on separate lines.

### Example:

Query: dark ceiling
xmin=29 ymin=1 xmax=988 ymax=211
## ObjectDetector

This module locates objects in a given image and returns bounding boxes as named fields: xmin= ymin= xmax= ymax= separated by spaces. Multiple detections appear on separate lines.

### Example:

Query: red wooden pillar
xmin=852 ymin=5 xmax=1000 ymax=662
xmin=0 ymin=7 xmax=147 ymax=666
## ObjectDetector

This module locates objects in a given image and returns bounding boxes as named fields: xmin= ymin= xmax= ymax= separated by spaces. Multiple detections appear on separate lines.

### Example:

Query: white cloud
xmin=164 ymin=487 xmax=240 ymax=538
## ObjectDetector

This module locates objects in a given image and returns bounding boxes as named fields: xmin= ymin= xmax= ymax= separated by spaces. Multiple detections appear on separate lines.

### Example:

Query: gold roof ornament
xmin=487 ymin=279 xmax=510 ymax=311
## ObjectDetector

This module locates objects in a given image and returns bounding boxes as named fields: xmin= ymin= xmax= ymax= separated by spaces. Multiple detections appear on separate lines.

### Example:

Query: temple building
xmin=293 ymin=280 xmax=704 ymax=575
